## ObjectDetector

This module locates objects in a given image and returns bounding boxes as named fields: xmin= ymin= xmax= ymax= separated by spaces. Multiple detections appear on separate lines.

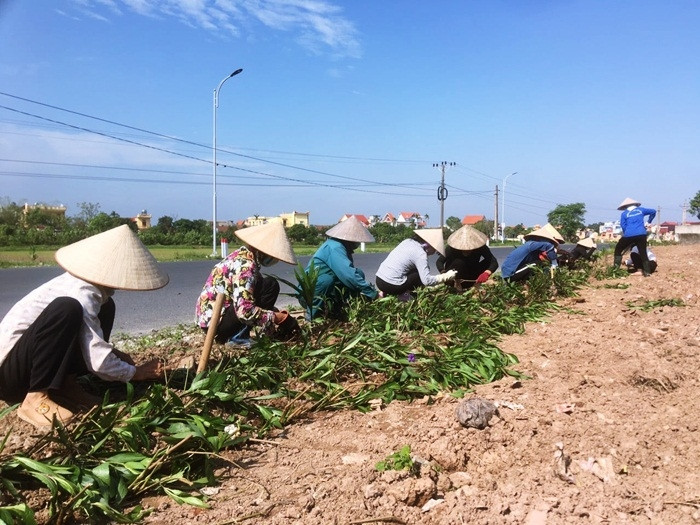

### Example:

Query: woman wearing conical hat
xmin=375 ymin=228 xmax=457 ymax=299
xmin=306 ymin=216 xmax=378 ymax=320
xmin=0 ymin=225 xmax=169 ymax=429
xmin=612 ymin=197 xmax=656 ymax=277
xmin=500 ymin=223 xmax=563 ymax=283
xmin=196 ymin=221 xmax=300 ymax=346
xmin=436 ymin=225 xmax=499 ymax=290
xmin=559 ymin=236 xmax=598 ymax=269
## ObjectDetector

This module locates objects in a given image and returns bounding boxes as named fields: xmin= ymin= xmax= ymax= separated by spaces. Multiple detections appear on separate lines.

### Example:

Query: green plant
xmin=625 ymin=298 xmax=685 ymax=312
xmin=376 ymin=445 xmax=414 ymax=472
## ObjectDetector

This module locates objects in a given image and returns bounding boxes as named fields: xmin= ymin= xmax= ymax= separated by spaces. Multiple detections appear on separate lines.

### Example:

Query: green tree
xmin=690 ymin=190 xmax=700 ymax=220
xmin=88 ymin=212 xmax=127 ymax=233
xmin=505 ymin=223 xmax=527 ymax=239
xmin=472 ymin=219 xmax=494 ymax=237
xmin=0 ymin=198 xmax=22 ymax=228
xmin=445 ymin=216 xmax=462 ymax=232
xmin=156 ymin=215 xmax=175 ymax=234
xmin=547 ymin=203 xmax=586 ymax=242
xmin=76 ymin=202 xmax=101 ymax=226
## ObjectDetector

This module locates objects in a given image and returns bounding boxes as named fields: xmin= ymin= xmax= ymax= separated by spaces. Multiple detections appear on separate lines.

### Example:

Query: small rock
xmin=455 ymin=398 xmax=499 ymax=429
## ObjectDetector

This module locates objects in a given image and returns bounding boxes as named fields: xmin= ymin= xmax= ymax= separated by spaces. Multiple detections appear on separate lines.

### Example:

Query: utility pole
xmin=494 ymin=185 xmax=500 ymax=239
xmin=433 ymin=161 xmax=455 ymax=228
xmin=681 ymin=201 xmax=689 ymax=224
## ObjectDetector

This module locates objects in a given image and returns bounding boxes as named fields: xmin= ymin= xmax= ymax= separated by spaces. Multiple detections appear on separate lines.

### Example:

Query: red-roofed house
xmin=396 ymin=212 xmax=423 ymax=228
xmin=381 ymin=213 xmax=396 ymax=225
xmin=339 ymin=214 xmax=370 ymax=226
xmin=462 ymin=215 xmax=486 ymax=225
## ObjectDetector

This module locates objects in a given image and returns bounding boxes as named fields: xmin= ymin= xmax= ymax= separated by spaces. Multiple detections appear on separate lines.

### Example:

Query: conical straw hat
xmin=325 ymin=216 xmax=375 ymax=243
xmin=447 ymin=225 xmax=488 ymax=251
xmin=415 ymin=228 xmax=445 ymax=256
xmin=577 ymin=237 xmax=596 ymax=249
xmin=542 ymin=223 xmax=565 ymax=243
xmin=524 ymin=223 xmax=562 ymax=244
xmin=234 ymin=221 xmax=297 ymax=265
xmin=55 ymin=225 xmax=169 ymax=291
xmin=617 ymin=197 xmax=641 ymax=210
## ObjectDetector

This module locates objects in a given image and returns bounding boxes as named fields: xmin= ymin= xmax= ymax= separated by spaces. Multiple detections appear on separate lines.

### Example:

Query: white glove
xmin=435 ymin=269 xmax=458 ymax=283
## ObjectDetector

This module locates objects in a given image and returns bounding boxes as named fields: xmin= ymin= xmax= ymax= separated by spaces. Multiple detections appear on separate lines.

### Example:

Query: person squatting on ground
xmin=0 ymin=225 xmax=169 ymax=429
xmin=500 ymin=223 xmax=564 ymax=283
xmin=374 ymin=228 xmax=456 ymax=299
xmin=196 ymin=221 xmax=300 ymax=347
xmin=557 ymin=237 xmax=597 ymax=269
xmin=626 ymin=245 xmax=657 ymax=275
xmin=613 ymin=197 xmax=656 ymax=277
xmin=306 ymin=216 xmax=378 ymax=320
xmin=436 ymin=224 xmax=498 ymax=291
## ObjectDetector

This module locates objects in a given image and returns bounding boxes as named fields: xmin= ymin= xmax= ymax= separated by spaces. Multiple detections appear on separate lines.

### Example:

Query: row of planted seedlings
xmin=0 ymin=258 xmax=601 ymax=524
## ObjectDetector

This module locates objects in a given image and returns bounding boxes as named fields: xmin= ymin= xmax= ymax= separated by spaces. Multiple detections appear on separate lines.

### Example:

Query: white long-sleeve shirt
xmin=0 ymin=272 xmax=136 ymax=382
xmin=375 ymin=238 xmax=439 ymax=286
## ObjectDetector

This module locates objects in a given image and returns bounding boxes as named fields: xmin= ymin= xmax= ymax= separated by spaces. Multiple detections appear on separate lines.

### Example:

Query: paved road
xmin=0 ymin=247 xmax=522 ymax=335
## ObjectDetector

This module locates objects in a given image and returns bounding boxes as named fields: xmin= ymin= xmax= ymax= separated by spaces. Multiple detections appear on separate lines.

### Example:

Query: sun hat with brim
xmin=617 ymin=197 xmax=641 ymax=210
xmin=524 ymin=224 xmax=561 ymax=245
xmin=577 ymin=237 xmax=597 ymax=249
xmin=234 ymin=221 xmax=297 ymax=265
xmin=55 ymin=224 xmax=169 ymax=291
xmin=415 ymin=228 xmax=445 ymax=256
xmin=447 ymin=225 xmax=488 ymax=251
xmin=542 ymin=223 xmax=565 ymax=243
xmin=325 ymin=216 xmax=375 ymax=243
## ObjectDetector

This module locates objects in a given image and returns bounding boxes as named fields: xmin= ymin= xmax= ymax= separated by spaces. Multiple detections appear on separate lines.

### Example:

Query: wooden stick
xmin=197 ymin=292 xmax=225 ymax=374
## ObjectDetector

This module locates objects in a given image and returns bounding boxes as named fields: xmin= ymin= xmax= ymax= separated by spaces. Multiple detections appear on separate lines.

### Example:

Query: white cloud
xmin=69 ymin=0 xmax=361 ymax=57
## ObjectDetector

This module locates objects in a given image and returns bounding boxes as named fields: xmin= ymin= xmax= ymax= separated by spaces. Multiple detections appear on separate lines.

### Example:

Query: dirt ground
xmin=4 ymin=244 xmax=700 ymax=524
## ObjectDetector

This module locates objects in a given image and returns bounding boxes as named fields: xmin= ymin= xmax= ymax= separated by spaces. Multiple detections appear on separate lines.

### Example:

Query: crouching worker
xmin=626 ymin=246 xmax=657 ymax=275
xmin=436 ymin=225 xmax=498 ymax=291
xmin=196 ymin=221 xmax=300 ymax=347
xmin=376 ymin=228 xmax=456 ymax=299
xmin=0 ymin=225 xmax=169 ymax=429
xmin=558 ymin=237 xmax=597 ymax=269
xmin=500 ymin=223 xmax=564 ymax=283
xmin=306 ymin=216 xmax=378 ymax=320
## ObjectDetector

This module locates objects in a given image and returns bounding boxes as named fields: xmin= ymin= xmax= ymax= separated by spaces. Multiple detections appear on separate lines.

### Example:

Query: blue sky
xmin=1 ymin=0 xmax=698 ymax=228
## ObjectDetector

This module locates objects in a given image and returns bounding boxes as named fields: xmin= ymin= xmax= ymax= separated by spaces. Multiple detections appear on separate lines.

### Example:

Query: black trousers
xmin=0 ymin=297 xmax=115 ymax=403
xmin=630 ymin=252 xmax=657 ymax=273
xmin=443 ymin=257 xmax=491 ymax=289
xmin=214 ymin=276 xmax=280 ymax=344
xmin=614 ymin=235 xmax=649 ymax=266
xmin=376 ymin=272 xmax=423 ymax=296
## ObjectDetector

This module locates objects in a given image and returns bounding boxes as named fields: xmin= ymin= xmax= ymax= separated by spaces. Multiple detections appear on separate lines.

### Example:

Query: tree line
xmin=2 ymin=195 xmax=659 ymax=248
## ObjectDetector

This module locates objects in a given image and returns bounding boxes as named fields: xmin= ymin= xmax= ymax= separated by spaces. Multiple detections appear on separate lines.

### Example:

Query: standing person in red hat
xmin=196 ymin=221 xmax=300 ymax=347
xmin=375 ymin=228 xmax=456 ymax=299
xmin=613 ymin=197 xmax=656 ymax=277
xmin=0 ymin=225 xmax=169 ymax=429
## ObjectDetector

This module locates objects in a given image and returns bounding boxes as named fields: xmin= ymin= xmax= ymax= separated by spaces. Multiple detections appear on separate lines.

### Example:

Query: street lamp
xmin=212 ymin=68 xmax=243 ymax=257
xmin=501 ymin=171 xmax=517 ymax=242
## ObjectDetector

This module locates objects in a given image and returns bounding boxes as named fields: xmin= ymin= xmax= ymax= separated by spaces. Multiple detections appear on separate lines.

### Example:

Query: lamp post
xmin=501 ymin=171 xmax=517 ymax=242
xmin=212 ymin=68 xmax=243 ymax=257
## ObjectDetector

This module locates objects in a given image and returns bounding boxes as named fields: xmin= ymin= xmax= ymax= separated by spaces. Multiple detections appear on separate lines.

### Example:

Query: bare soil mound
xmin=3 ymin=244 xmax=699 ymax=524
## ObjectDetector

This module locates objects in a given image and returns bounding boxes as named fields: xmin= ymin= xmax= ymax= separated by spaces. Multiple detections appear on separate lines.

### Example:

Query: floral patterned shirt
xmin=195 ymin=246 xmax=276 ymax=334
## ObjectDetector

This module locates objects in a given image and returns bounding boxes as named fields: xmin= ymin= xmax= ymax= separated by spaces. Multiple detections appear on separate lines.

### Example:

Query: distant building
xmin=23 ymin=203 xmax=66 ymax=220
xmin=462 ymin=214 xmax=486 ymax=226
xmin=280 ymin=211 xmax=310 ymax=227
xmin=132 ymin=210 xmax=152 ymax=230
xmin=395 ymin=211 xmax=425 ymax=228
xmin=339 ymin=213 xmax=370 ymax=226
xmin=242 ymin=212 xmax=310 ymax=228
xmin=243 ymin=215 xmax=281 ymax=227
